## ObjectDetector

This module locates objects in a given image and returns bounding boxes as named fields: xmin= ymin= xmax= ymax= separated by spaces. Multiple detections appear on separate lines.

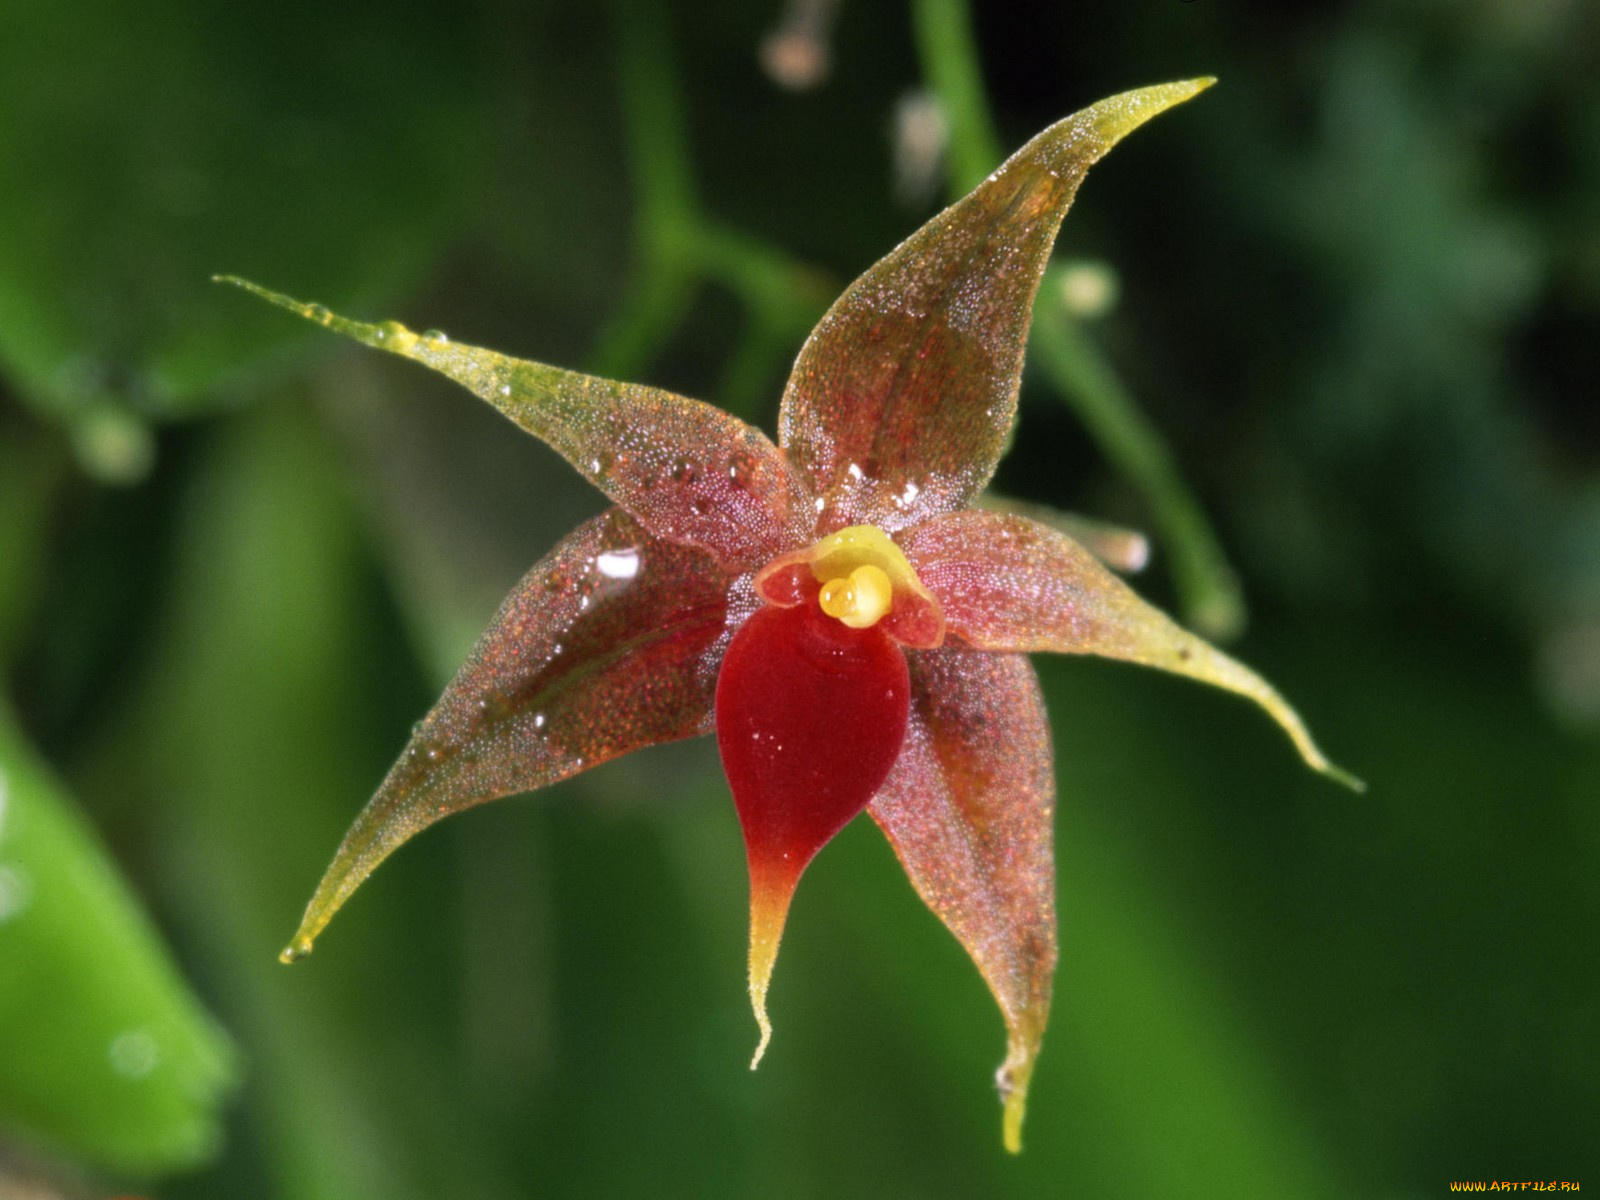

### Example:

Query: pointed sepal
xmin=869 ymin=650 xmax=1056 ymax=1153
xmin=281 ymin=508 xmax=732 ymax=961
xmin=217 ymin=276 xmax=815 ymax=572
xmin=777 ymin=80 xmax=1214 ymax=533
xmin=903 ymin=510 xmax=1363 ymax=789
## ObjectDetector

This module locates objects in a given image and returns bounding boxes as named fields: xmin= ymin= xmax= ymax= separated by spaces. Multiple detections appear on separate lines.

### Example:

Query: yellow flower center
xmin=818 ymin=564 xmax=894 ymax=629
xmin=753 ymin=524 xmax=944 ymax=647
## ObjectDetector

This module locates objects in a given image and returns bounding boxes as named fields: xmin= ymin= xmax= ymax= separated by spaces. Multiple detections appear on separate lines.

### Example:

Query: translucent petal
xmin=715 ymin=602 xmax=911 ymax=1066
xmin=777 ymin=80 xmax=1214 ymax=533
xmin=976 ymin=493 xmax=1149 ymax=573
xmin=281 ymin=508 xmax=733 ymax=960
xmin=902 ymin=511 xmax=1363 ymax=789
xmin=868 ymin=649 xmax=1056 ymax=1154
xmin=218 ymin=277 xmax=815 ymax=572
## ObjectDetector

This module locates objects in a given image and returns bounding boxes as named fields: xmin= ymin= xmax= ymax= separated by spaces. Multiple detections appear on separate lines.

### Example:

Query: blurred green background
xmin=1 ymin=0 xmax=1596 ymax=1196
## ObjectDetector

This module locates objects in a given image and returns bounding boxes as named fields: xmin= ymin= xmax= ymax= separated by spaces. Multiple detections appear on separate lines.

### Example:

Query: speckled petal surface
xmin=282 ymin=507 xmax=734 ymax=959
xmin=902 ymin=510 xmax=1360 ymax=787
xmin=868 ymin=648 xmax=1056 ymax=1153
xmin=219 ymin=278 xmax=815 ymax=573
xmin=777 ymin=80 xmax=1212 ymax=534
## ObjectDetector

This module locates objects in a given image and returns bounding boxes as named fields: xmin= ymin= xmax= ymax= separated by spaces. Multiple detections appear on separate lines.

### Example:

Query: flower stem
xmin=908 ymin=0 xmax=1003 ymax=196
xmin=593 ymin=0 xmax=828 ymax=416
xmin=1032 ymin=286 xmax=1247 ymax=640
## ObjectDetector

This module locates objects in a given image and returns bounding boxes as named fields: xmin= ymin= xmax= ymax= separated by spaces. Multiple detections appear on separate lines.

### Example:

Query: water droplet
xmin=595 ymin=550 xmax=640 ymax=580
xmin=534 ymin=713 xmax=547 ymax=730
xmin=551 ymin=642 xmax=564 ymax=656
xmin=589 ymin=458 xmax=602 ymax=474
xmin=671 ymin=458 xmax=698 ymax=485
xmin=726 ymin=453 xmax=755 ymax=489
xmin=108 ymin=1030 xmax=160 ymax=1079
xmin=307 ymin=304 xmax=331 ymax=325
xmin=279 ymin=935 xmax=315 ymax=963
xmin=374 ymin=321 xmax=418 ymax=352
xmin=847 ymin=462 xmax=864 ymax=481
xmin=498 ymin=383 xmax=512 ymax=397
xmin=422 ymin=328 xmax=449 ymax=343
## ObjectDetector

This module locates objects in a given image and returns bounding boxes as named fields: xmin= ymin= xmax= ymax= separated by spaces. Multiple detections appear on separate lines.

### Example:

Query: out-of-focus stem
xmin=910 ymin=0 xmax=1246 ymax=640
xmin=1032 ymin=282 xmax=1246 ymax=640
xmin=0 ymin=417 xmax=70 ymax=671
xmin=909 ymin=0 xmax=1003 ymax=197
xmin=594 ymin=0 xmax=827 ymax=414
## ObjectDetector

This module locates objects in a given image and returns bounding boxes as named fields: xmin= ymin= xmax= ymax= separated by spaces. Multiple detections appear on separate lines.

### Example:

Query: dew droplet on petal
xmin=374 ymin=320 xmax=418 ymax=352
xmin=595 ymin=550 xmax=641 ymax=580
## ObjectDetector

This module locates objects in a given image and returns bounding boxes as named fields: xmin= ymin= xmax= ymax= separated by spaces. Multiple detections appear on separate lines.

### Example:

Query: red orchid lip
xmin=225 ymin=74 xmax=1358 ymax=1154
xmin=715 ymin=598 xmax=912 ymax=1067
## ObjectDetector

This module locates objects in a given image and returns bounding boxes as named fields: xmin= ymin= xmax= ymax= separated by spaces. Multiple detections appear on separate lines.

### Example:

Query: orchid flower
xmin=224 ymin=78 xmax=1357 ymax=1152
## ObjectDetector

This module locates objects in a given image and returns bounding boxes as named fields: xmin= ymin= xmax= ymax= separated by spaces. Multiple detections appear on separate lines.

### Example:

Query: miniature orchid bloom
xmin=225 ymin=77 xmax=1357 ymax=1152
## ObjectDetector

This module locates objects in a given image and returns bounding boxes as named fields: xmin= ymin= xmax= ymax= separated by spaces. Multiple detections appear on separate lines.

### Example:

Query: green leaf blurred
xmin=0 ymin=0 xmax=490 ymax=458
xmin=0 ymin=708 xmax=234 ymax=1173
